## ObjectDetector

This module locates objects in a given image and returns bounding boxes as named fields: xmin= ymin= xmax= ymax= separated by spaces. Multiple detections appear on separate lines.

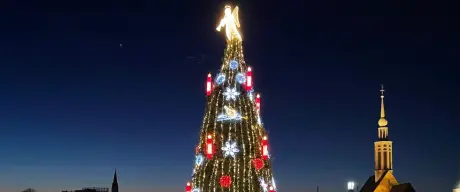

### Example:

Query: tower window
xmin=383 ymin=151 xmax=387 ymax=169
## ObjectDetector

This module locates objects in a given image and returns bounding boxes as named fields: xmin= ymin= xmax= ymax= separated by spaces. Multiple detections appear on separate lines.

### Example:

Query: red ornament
xmin=219 ymin=175 xmax=232 ymax=188
xmin=269 ymin=185 xmax=275 ymax=192
xmin=185 ymin=181 xmax=191 ymax=192
xmin=252 ymin=158 xmax=265 ymax=170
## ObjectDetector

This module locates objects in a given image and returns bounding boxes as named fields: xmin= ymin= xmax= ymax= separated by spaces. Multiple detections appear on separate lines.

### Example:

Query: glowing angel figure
xmin=216 ymin=5 xmax=241 ymax=41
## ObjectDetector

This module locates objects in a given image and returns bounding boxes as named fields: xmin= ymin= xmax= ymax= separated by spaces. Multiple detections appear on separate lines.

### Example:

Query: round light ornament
xmin=216 ymin=73 xmax=225 ymax=85
xmin=236 ymin=73 xmax=246 ymax=84
xmin=229 ymin=60 xmax=238 ymax=70
xmin=195 ymin=154 xmax=204 ymax=166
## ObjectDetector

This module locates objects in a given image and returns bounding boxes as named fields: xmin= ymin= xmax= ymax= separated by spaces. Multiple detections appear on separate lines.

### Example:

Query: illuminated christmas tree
xmin=185 ymin=5 xmax=278 ymax=192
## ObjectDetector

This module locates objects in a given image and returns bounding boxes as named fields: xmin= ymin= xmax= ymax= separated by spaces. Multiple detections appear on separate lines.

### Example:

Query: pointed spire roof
xmin=378 ymin=85 xmax=388 ymax=127
xmin=113 ymin=169 xmax=118 ymax=184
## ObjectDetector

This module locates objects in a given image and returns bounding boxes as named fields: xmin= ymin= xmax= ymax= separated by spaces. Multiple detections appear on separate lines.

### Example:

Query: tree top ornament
xmin=216 ymin=5 xmax=242 ymax=41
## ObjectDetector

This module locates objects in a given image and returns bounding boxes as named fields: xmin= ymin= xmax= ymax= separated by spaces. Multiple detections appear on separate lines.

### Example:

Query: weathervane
xmin=216 ymin=5 xmax=242 ymax=41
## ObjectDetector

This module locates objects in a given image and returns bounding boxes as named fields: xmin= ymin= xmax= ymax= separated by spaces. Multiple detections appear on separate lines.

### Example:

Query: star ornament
xmin=223 ymin=87 xmax=240 ymax=101
xmin=221 ymin=140 xmax=240 ymax=158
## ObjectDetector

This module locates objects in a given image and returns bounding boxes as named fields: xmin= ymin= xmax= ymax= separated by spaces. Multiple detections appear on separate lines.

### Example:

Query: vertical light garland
xmin=212 ymin=89 xmax=222 ymax=191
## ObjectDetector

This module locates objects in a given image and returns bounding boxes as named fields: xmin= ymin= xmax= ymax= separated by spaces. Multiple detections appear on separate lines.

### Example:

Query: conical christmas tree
xmin=185 ymin=5 xmax=278 ymax=192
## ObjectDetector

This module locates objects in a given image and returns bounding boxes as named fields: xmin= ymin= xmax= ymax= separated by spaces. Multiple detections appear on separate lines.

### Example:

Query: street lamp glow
xmin=347 ymin=181 xmax=355 ymax=190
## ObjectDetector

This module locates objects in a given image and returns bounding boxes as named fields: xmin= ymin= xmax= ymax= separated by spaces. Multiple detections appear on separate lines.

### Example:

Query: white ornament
xmin=223 ymin=87 xmax=240 ymax=101
xmin=192 ymin=188 xmax=200 ymax=192
xmin=221 ymin=140 xmax=240 ymax=158
xmin=248 ymin=90 xmax=254 ymax=101
xmin=217 ymin=106 xmax=244 ymax=122
xmin=259 ymin=177 xmax=268 ymax=192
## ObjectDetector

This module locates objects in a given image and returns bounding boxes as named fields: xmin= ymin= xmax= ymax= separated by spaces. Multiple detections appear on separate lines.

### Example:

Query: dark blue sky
xmin=0 ymin=0 xmax=457 ymax=192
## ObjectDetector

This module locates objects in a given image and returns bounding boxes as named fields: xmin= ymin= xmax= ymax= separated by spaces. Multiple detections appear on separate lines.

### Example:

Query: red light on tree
xmin=246 ymin=67 xmax=253 ymax=91
xmin=206 ymin=134 xmax=214 ymax=159
xmin=262 ymin=136 xmax=269 ymax=160
xmin=185 ymin=181 xmax=191 ymax=192
xmin=206 ymin=73 xmax=212 ymax=96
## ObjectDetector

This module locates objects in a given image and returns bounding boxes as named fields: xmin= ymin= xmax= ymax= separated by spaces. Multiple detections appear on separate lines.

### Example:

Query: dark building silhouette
xmin=359 ymin=172 xmax=416 ymax=192
xmin=112 ymin=169 xmax=119 ymax=192
xmin=62 ymin=170 xmax=118 ymax=192
xmin=62 ymin=187 xmax=109 ymax=192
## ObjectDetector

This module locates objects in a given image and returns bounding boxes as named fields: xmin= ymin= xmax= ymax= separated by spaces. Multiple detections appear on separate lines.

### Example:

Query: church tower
xmin=374 ymin=85 xmax=393 ymax=182
xmin=360 ymin=86 xmax=416 ymax=192
xmin=112 ymin=169 xmax=119 ymax=192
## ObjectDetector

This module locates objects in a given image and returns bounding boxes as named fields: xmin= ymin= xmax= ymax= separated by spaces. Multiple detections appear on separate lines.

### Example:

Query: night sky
xmin=0 ymin=0 xmax=457 ymax=192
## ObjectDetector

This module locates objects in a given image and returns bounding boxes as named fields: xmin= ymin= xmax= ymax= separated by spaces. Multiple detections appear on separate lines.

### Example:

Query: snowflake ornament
xmin=223 ymin=87 xmax=240 ymax=101
xmin=259 ymin=177 xmax=268 ymax=192
xmin=221 ymin=140 xmax=240 ymax=158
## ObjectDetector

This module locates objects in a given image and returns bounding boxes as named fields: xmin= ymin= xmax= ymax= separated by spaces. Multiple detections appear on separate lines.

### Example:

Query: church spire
xmin=112 ymin=169 xmax=118 ymax=192
xmin=113 ymin=169 xmax=118 ymax=184
xmin=374 ymin=85 xmax=393 ymax=182
xmin=378 ymin=84 xmax=388 ymax=127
